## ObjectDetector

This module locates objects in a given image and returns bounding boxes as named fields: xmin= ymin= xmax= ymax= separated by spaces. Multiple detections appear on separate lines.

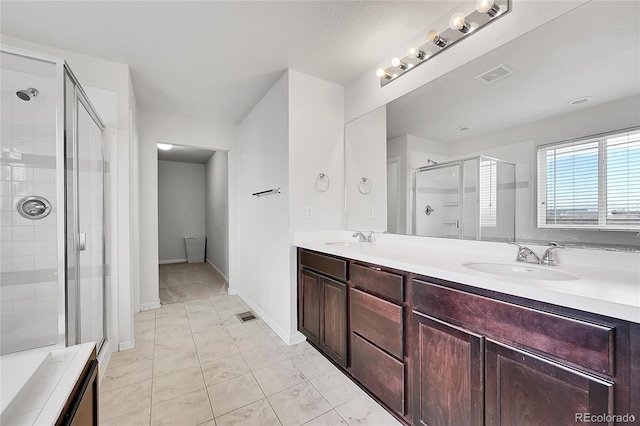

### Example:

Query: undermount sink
xmin=462 ymin=262 xmax=578 ymax=281
xmin=324 ymin=241 xmax=365 ymax=247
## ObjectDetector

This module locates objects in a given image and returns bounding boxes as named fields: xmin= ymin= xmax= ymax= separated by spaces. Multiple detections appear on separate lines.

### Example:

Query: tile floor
xmin=100 ymin=293 xmax=402 ymax=425
xmin=159 ymin=263 xmax=228 ymax=304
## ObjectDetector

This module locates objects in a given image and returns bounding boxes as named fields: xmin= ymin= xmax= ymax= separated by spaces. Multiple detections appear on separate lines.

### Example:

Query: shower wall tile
xmin=1 ymin=195 xmax=11 ymax=210
xmin=0 ymin=211 xmax=11 ymax=225
xmin=0 ymin=165 xmax=10 ymax=180
xmin=1 ymin=68 xmax=59 ymax=355
xmin=13 ymin=255 xmax=34 ymax=271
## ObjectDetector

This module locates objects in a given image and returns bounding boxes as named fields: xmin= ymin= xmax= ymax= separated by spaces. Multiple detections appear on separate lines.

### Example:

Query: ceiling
xmin=0 ymin=1 xmax=456 ymax=125
xmin=386 ymin=0 xmax=640 ymax=144
xmin=157 ymin=144 xmax=215 ymax=164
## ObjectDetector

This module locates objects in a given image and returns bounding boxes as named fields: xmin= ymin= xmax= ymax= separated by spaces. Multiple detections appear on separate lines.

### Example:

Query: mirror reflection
xmin=345 ymin=1 xmax=640 ymax=250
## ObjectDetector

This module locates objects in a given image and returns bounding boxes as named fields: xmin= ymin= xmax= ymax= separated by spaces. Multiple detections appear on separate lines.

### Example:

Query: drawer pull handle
xmin=370 ymin=266 xmax=382 ymax=271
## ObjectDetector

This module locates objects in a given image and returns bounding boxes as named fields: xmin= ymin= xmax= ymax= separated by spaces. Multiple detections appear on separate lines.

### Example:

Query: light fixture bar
xmin=378 ymin=0 xmax=510 ymax=87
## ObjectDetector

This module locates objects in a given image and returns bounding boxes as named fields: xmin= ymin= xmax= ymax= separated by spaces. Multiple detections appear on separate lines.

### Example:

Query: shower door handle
xmin=79 ymin=233 xmax=86 ymax=251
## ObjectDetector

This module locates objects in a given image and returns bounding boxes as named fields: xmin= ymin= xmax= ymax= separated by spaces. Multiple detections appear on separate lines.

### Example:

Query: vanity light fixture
xmin=477 ymin=0 xmax=501 ymax=17
xmin=376 ymin=0 xmax=510 ymax=87
xmin=376 ymin=68 xmax=392 ymax=79
xmin=157 ymin=143 xmax=173 ymax=150
xmin=407 ymin=46 xmax=429 ymax=60
xmin=449 ymin=13 xmax=471 ymax=33
xmin=391 ymin=57 xmax=408 ymax=70
xmin=427 ymin=30 xmax=447 ymax=48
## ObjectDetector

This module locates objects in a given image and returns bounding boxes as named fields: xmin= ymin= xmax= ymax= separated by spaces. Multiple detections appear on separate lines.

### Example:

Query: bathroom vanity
xmin=296 ymin=240 xmax=640 ymax=425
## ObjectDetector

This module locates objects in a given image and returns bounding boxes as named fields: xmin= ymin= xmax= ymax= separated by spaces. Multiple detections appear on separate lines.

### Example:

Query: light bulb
xmin=449 ymin=13 xmax=470 ymax=33
xmin=476 ymin=0 xmax=500 ymax=16
xmin=376 ymin=68 xmax=391 ymax=79
xmin=407 ymin=46 xmax=427 ymax=60
xmin=390 ymin=57 xmax=408 ymax=70
xmin=427 ymin=30 xmax=447 ymax=48
xmin=157 ymin=143 xmax=173 ymax=150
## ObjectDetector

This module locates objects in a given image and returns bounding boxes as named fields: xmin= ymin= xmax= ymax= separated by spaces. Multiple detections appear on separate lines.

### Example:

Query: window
xmin=537 ymin=128 xmax=640 ymax=229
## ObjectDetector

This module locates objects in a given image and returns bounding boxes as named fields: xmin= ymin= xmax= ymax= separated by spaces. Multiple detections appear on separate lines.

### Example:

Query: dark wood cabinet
xmin=299 ymin=269 xmax=321 ymax=345
xmin=57 ymin=348 xmax=98 ymax=426
xmin=413 ymin=311 xmax=484 ymax=426
xmin=298 ymin=250 xmax=348 ymax=367
xmin=319 ymin=276 xmax=347 ymax=367
xmin=297 ymin=248 xmax=638 ymax=426
xmin=485 ymin=340 xmax=613 ymax=425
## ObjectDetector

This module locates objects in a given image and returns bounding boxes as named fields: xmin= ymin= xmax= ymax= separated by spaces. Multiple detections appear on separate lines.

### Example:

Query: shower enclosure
xmin=412 ymin=156 xmax=516 ymax=242
xmin=0 ymin=46 xmax=107 ymax=355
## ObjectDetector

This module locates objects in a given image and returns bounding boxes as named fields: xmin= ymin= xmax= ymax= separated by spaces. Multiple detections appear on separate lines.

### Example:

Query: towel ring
xmin=358 ymin=177 xmax=372 ymax=195
xmin=315 ymin=173 xmax=330 ymax=192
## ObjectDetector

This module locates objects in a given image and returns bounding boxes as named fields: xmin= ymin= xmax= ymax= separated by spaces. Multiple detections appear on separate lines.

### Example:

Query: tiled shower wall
xmin=0 ymin=65 xmax=59 ymax=354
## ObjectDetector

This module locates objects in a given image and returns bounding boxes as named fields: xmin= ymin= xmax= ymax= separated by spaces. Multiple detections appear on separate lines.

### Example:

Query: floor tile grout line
xmin=187 ymin=302 xmax=217 ymax=424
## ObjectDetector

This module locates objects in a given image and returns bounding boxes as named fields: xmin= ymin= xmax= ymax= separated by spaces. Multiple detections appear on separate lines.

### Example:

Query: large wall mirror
xmin=345 ymin=1 xmax=640 ymax=250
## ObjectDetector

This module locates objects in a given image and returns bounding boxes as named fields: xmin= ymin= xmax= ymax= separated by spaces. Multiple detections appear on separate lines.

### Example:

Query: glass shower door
xmin=66 ymin=78 xmax=105 ymax=350
xmin=413 ymin=163 xmax=462 ymax=238
xmin=77 ymin=96 xmax=104 ymax=348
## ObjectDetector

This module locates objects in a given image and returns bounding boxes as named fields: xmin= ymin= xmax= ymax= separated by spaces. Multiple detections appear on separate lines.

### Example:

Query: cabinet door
xmin=299 ymin=270 xmax=320 ymax=345
xmin=413 ymin=312 xmax=484 ymax=426
xmin=485 ymin=340 xmax=614 ymax=426
xmin=320 ymin=277 xmax=347 ymax=367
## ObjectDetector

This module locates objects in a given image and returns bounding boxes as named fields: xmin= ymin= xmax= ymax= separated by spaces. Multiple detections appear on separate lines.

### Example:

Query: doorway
xmin=156 ymin=144 xmax=229 ymax=304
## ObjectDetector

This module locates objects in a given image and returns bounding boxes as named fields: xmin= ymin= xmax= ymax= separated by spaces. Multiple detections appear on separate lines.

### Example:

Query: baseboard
xmin=234 ymin=290 xmax=302 ymax=346
xmin=140 ymin=300 xmax=161 ymax=311
xmin=206 ymin=258 xmax=229 ymax=283
xmin=118 ymin=339 xmax=135 ymax=351
xmin=159 ymin=258 xmax=187 ymax=265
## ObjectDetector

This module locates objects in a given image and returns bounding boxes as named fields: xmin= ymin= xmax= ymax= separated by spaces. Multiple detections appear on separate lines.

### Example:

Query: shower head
xmin=16 ymin=87 xmax=39 ymax=101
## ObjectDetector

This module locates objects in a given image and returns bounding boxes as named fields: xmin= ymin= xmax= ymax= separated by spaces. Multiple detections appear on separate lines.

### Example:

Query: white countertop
xmin=0 ymin=343 xmax=96 ymax=426
xmin=294 ymin=232 xmax=640 ymax=323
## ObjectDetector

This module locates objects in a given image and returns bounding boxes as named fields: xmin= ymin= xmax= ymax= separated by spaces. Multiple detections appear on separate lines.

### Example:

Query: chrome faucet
xmin=541 ymin=242 xmax=562 ymax=266
xmin=353 ymin=231 xmax=374 ymax=243
xmin=516 ymin=245 xmax=541 ymax=264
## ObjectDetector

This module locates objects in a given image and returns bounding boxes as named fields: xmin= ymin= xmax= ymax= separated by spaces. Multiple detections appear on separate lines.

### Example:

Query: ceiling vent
xmin=475 ymin=64 xmax=514 ymax=85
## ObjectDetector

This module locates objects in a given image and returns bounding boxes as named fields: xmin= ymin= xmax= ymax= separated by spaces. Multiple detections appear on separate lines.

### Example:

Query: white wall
xmin=205 ymin=152 xmax=229 ymax=278
xmin=1 ymin=35 xmax=138 ymax=359
xmin=236 ymin=69 xmax=345 ymax=344
xmin=345 ymin=106 xmax=387 ymax=231
xmin=137 ymin=109 xmax=236 ymax=311
xmin=344 ymin=1 xmax=587 ymax=122
xmin=288 ymin=69 xmax=345 ymax=336
xmin=158 ymin=161 xmax=206 ymax=262
xmin=237 ymin=71 xmax=291 ymax=340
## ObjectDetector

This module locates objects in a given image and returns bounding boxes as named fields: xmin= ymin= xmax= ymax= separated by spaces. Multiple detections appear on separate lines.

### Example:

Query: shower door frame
xmin=64 ymin=64 xmax=107 ymax=352
xmin=411 ymin=161 xmax=465 ymax=238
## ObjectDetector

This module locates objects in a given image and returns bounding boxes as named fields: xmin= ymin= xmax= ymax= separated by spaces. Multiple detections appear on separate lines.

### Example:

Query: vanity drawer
xmin=351 ymin=263 xmax=404 ymax=303
xmin=412 ymin=279 xmax=615 ymax=375
xmin=299 ymin=250 xmax=347 ymax=281
xmin=351 ymin=333 xmax=405 ymax=415
xmin=350 ymin=287 xmax=403 ymax=359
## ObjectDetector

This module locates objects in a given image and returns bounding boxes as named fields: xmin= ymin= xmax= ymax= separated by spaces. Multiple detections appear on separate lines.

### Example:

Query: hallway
xmin=159 ymin=263 xmax=228 ymax=304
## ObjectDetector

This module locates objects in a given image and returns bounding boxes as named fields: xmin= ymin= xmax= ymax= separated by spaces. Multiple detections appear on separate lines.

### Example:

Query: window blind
xmin=537 ymin=128 xmax=640 ymax=229
xmin=480 ymin=159 xmax=497 ymax=227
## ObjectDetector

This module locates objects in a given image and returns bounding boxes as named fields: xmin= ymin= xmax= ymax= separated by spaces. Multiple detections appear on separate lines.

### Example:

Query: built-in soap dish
xmin=236 ymin=311 xmax=258 ymax=323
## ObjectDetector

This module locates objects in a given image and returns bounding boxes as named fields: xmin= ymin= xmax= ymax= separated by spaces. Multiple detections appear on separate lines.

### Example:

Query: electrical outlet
xmin=371 ymin=207 xmax=377 ymax=218
xmin=305 ymin=205 xmax=314 ymax=219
